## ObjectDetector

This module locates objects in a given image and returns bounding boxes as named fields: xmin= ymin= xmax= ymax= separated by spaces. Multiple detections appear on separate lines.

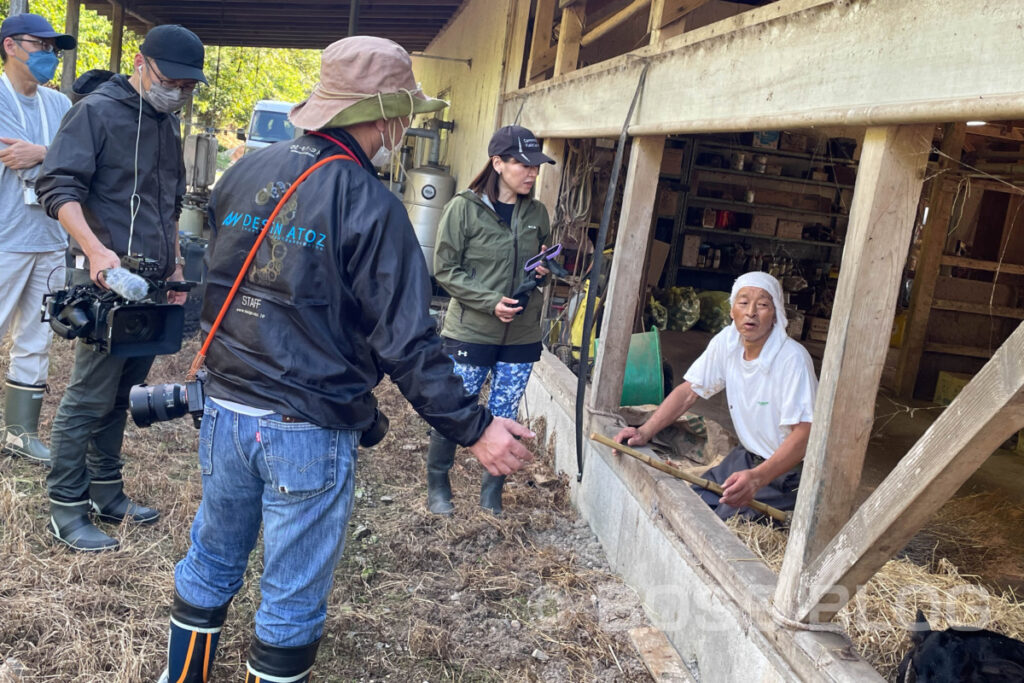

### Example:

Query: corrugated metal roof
xmin=86 ymin=0 xmax=466 ymax=51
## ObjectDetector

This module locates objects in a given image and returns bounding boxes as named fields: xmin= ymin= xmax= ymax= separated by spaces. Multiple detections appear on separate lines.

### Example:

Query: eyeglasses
xmin=145 ymin=58 xmax=199 ymax=93
xmin=12 ymin=37 xmax=62 ymax=59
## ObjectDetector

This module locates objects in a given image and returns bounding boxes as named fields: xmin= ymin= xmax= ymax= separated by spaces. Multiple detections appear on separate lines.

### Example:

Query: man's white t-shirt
xmin=683 ymin=330 xmax=817 ymax=459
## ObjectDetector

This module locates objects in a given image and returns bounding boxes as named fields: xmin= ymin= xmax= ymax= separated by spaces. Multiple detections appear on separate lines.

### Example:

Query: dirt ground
xmin=0 ymin=338 xmax=655 ymax=682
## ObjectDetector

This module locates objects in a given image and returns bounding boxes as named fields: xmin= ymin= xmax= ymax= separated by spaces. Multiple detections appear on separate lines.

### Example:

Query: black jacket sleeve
xmin=36 ymin=101 xmax=99 ymax=220
xmin=345 ymin=182 xmax=492 ymax=446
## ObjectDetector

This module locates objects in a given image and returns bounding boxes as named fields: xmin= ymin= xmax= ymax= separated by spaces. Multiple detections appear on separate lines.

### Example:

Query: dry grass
xmin=727 ymin=497 xmax=1024 ymax=681
xmin=0 ymin=337 xmax=651 ymax=682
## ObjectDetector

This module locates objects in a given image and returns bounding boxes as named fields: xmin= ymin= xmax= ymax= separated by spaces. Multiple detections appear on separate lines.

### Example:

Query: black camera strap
xmin=188 ymin=147 xmax=359 ymax=380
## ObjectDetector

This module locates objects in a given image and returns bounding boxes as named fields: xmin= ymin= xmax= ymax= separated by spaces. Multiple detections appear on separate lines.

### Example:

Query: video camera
xmin=512 ymin=243 xmax=570 ymax=312
xmin=42 ymin=255 xmax=194 ymax=358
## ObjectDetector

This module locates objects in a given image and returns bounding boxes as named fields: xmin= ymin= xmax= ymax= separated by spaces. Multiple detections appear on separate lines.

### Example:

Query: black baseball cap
xmin=140 ymin=24 xmax=208 ymax=84
xmin=1 ymin=13 xmax=77 ymax=51
xmin=488 ymin=125 xmax=555 ymax=166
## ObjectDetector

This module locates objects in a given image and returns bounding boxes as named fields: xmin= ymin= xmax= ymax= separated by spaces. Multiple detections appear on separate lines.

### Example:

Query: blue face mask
xmin=20 ymin=50 xmax=60 ymax=84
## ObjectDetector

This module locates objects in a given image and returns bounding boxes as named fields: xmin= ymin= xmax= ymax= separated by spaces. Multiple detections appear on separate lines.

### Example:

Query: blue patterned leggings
xmin=450 ymin=360 xmax=534 ymax=420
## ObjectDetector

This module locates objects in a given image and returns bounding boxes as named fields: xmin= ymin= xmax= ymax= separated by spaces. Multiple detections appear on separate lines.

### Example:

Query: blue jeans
xmin=174 ymin=398 xmax=360 ymax=647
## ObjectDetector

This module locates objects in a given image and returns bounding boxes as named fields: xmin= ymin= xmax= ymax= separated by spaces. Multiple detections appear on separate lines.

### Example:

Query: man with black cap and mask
xmin=35 ymin=24 xmax=207 ymax=552
xmin=0 ymin=13 xmax=75 ymax=466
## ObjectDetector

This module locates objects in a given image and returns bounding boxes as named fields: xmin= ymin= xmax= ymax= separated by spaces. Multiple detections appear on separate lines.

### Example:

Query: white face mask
xmin=371 ymin=118 xmax=410 ymax=169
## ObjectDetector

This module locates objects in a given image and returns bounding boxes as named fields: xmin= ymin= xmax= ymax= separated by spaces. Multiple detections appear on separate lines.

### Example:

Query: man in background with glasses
xmin=35 ymin=24 xmax=206 ymax=552
xmin=0 ymin=14 xmax=75 ymax=467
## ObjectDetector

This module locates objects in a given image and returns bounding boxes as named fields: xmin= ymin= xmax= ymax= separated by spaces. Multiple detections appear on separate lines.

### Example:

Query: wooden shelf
xmin=687 ymin=196 xmax=849 ymax=221
xmin=931 ymin=298 xmax=1024 ymax=320
xmin=683 ymin=225 xmax=840 ymax=248
xmin=939 ymin=255 xmax=1024 ymax=276
xmin=677 ymin=265 xmax=734 ymax=275
xmin=693 ymin=164 xmax=854 ymax=190
xmin=698 ymin=140 xmax=858 ymax=166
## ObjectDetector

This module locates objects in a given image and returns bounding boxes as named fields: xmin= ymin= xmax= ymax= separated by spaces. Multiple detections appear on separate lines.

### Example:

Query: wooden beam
xmin=794 ymin=320 xmax=1024 ymax=622
xmin=931 ymin=299 xmax=1024 ymax=320
xmin=504 ymin=0 xmax=1024 ymax=138
xmin=581 ymin=0 xmax=649 ymax=49
xmin=60 ymin=0 xmax=81 ymax=98
xmin=895 ymin=123 xmax=967 ymax=397
xmin=554 ymin=1 xmax=585 ymax=77
xmin=939 ymin=254 xmax=1024 ymax=276
xmin=526 ymin=0 xmax=557 ymax=83
xmin=923 ymin=343 xmax=993 ymax=359
xmin=535 ymin=139 xmax=566 ymax=219
xmin=591 ymin=136 xmax=665 ymax=412
xmin=649 ymin=0 xmax=708 ymax=42
xmin=775 ymin=125 xmax=932 ymax=620
xmin=109 ymin=2 xmax=125 ymax=74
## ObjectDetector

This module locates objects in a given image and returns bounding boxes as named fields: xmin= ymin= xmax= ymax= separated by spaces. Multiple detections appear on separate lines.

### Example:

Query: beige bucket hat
xmin=289 ymin=35 xmax=447 ymax=131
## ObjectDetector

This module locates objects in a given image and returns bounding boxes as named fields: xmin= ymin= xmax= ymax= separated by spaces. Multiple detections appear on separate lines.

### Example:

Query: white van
xmin=239 ymin=100 xmax=298 ymax=153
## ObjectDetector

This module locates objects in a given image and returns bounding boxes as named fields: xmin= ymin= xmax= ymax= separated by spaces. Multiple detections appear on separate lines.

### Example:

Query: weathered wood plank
xmin=795 ymin=320 xmax=1024 ymax=622
xmin=629 ymin=627 xmax=696 ymax=682
xmin=60 ymin=0 xmax=82 ymax=98
xmin=939 ymin=255 xmax=1024 ymax=276
xmin=931 ymin=299 xmax=1024 ymax=320
xmin=894 ymin=123 xmax=966 ymax=398
xmin=526 ymin=0 xmax=557 ymax=83
xmin=591 ymin=136 xmax=665 ymax=412
xmin=775 ymin=125 xmax=932 ymax=619
xmin=109 ymin=2 xmax=125 ymax=73
xmin=504 ymin=0 xmax=1024 ymax=137
xmin=554 ymin=1 xmax=586 ymax=77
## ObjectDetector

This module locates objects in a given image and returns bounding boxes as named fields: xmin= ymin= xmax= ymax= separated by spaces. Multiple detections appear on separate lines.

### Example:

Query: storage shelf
xmin=677 ymin=265 xmax=735 ymax=275
xmin=688 ymin=196 xmax=850 ymax=220
xmin=692 ymin=164 xmax=854 ymax=190
xmin=683 ymin=225 xmax=841 ymax=249
xmin=699 ymin=140 xmax=858 ymax=166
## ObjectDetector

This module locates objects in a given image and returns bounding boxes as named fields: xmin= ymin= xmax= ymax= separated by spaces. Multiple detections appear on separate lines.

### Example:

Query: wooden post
xmin=775 ymin=125 xmax=932 ymax=620
xmin=590 ymin=136 xmax=665 ymax=412
xmin=553 ymin=1 xmax=586 ymax=77
xmin=59 ymin=0 xmax=81 ymax=97
xmin=109 ymin=2 xmax=125 ymax=74
xmin=894 ymin=123 xmax=967 ymax=397
xmin=793 ymin=319 xmax=1024 ymax=622
xmin=526 ymin=0 xmax=557 ymax=84
xmin=535 ymin=139 xmax=566 ymax=218
xmin=649 ymin=0 xmax=708 ymax=43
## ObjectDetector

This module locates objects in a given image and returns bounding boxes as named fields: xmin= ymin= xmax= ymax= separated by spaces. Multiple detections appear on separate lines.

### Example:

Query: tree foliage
xmin=2 ymin=0 xmax=319 ymax=130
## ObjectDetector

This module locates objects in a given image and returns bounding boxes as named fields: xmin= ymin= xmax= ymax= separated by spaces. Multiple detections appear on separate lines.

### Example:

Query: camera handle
xmin=187 ymin=137 xmax=360 ymax=381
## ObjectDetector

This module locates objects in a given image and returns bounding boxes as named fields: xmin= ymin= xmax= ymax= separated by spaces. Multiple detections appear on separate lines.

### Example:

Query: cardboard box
xmin=750 ymin=131 xmax=780 ymax=149
xmin=681 ymin=234 xmax=701 ymax=267
xmin=751 ymin=215 xmax=777 ymax=235
xmin=779 ymin=131 xmax=810 ymax=153
xmin=656 ymin=189 xmax=679 ymax=217
xmin=661 ymin=147 xmax=684 ymax=175
xmin=810 ymin=170 xmax=829 ymax=181
xmin=776 ymin=220 xmax=805 ymax=239
xmin=805 ymin=316 xmax=829 ymax=342
xmin=765 ymin=164 xmax=783 ymax=176
xmin=646 ymin=240 xmax=671 ymax=286
xmin=933 ymin=370 xmax=972 ymax=406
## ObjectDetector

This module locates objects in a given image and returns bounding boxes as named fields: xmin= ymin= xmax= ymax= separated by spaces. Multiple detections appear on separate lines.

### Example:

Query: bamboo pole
xmin=590 ymin=432 xmax=790 ymax=523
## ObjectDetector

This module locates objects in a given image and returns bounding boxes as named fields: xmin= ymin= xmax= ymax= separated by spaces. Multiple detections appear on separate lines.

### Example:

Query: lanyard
xmin=309 ymin=131 xmax=363 ymax=167
xmin=1 ymin=74 xmax=49 ymax=142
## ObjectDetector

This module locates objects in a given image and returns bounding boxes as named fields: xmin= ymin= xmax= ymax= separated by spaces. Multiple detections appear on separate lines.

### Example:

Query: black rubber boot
xmin=157 ymin=591 xmax=231 ymax=683
xmin=480 ymin=472 xmax=506 ymax=515
xmin=49 ymin=498 xmax=119 ymax=552
xmin=426 ymin=430 xmax=456 ymax=515
xmin=2 ymin=379 xmax=51 ymax=465
xmin=245 ymin=636 xmax=320 ymax=683
xmin=89 ymin=479 xmax=160 ymax=524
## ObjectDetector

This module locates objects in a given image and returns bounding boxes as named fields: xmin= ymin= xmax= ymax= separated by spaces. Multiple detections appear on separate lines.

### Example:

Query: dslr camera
xmin=42 ymin=256 xmax=193 ymax=357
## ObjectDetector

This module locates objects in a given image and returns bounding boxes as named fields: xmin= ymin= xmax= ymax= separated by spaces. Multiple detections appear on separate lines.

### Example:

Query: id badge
xmin=22 ymin=182 xmax=39 ymax=206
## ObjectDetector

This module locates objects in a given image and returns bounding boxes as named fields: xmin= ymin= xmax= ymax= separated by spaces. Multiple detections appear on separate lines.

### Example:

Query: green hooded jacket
xmin=434 ymin=189 xmax=551 ymax=346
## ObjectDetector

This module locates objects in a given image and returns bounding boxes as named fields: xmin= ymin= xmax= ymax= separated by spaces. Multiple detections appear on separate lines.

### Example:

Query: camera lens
xmin=129 ymin=382 xmax=188 ymax=427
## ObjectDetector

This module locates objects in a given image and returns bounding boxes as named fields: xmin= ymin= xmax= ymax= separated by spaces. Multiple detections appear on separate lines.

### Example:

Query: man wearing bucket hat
xmin=35 ymin=24 xmax=206 ymax=552
xmin=614 ymin=272 xmax=817 ymax=521
xmin=0 ymin=13 xmax=75 ymax=466
xmin=160 ymin=36 xmax=534 ymax=683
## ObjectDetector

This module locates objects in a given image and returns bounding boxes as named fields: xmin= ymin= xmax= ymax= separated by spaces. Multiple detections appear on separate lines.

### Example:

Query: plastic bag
xmin=660 ymin=287 xmax=700 ymax=332
xmin=645 ymin=295 xmax=668 ymax=331
xmin=697 ymin=290 xmax=732 ymax=334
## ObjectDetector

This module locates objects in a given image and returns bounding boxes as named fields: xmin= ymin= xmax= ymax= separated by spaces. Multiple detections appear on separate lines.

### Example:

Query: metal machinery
xmin=399 ymin=121 xmax=456 ymax=276
xmin=178 ymin=132 xmax=218 ymax=334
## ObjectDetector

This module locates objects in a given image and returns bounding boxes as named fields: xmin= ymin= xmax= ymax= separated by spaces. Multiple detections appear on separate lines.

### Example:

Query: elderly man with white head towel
xmin=615 ymin=271 xmax=818 ymax=520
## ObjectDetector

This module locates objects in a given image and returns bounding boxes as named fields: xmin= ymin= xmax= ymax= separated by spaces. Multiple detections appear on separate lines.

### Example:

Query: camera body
xmin=42 ymin=258 xmax=191 ymax=358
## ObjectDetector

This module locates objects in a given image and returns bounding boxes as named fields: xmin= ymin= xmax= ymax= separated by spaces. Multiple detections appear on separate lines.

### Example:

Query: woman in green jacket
xmin=429 ymin=125 xmax=554 ymax=515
